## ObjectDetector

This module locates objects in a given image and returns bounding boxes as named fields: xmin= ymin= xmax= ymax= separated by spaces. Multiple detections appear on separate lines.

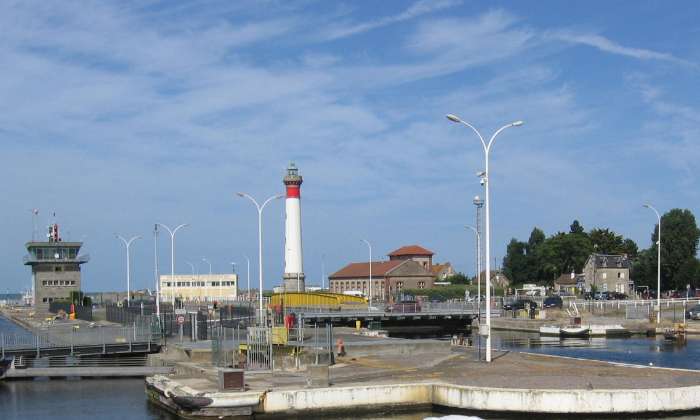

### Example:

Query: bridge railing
xmin=1 ymin=322 xmax=160 ymax=357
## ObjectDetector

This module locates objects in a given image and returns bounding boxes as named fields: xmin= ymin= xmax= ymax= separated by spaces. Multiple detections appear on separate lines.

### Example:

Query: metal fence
xmin=626 ymin=304 xmax=651 ymax=320
xmin=1 ymin=322 xmax=160 ymax=358
xmin=246 ymin=327 xmax=272 ymax=371
xmin=211 ymin=323 xmax=246 ymax=368
xmin=106 ymin=304 xmax=210 ymax=340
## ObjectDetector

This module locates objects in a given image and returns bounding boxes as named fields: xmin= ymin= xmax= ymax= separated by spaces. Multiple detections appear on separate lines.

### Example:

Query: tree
xmin=589 ymin=228 xmax=638 ymax=258
xmin=502 ymin=239 xmax=529 ymax=285
xmin=647 ymin=209 xmax=700 ymax=290
xmin=537 ymin=231 xmax=592 ymax=284
xmin=621 ymin=238 xmax=639 ymax=259
xmin=672 ymin=258 xmax=700 ymax=291
xmin=527 ymin=227 xmax=546 ymax=250
xmin=525 ymin=227 xmax=546 ymax=282
xmin=445 ymin=272 xmax=470 ymax=285
xmin=569 ymin=220 xmax=585 ymax=234
xmin=589 ymin=228 xmax=624 ymax=254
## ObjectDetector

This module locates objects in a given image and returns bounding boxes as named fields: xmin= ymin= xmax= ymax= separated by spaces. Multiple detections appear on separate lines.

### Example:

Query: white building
xmin=159 ymin=274 xmax=237 ymax=302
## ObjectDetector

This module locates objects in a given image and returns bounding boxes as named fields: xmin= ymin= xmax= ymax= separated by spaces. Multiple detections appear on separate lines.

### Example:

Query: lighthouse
xmin=283 ymin=162 xmax=305 ymax=292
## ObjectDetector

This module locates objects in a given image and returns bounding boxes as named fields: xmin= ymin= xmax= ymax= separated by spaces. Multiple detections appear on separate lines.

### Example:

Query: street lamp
xmin=361 ymin=239 xmax=373 ymax=310
xmin=643 ymin=203 xmax=662 ymax=324
xmin=447 ymin=114 xmax=523 ymax=362
xmin=157 ymin=223 xmax=189 ymax=307
xmin=116 ymin=234 xmax=141 ymax=306
xmin=243 ymin=256 xmax=251 ymax=301
xmin=465 ymin=225 xmax=481 ymax=321
xmin=202 ymin=257 xmax=212 ymax=301
xmin=230 ymin=262 xmax=237 ymax=301
xmin=185 ymin=261 xmax=197 ymax=302
xmin=237 ymin=192 xmax=283 ymax=324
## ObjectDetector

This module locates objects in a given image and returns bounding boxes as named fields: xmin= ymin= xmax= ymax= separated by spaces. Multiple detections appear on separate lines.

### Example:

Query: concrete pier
xmin=145 ymin=342 xmax=700 ymax=418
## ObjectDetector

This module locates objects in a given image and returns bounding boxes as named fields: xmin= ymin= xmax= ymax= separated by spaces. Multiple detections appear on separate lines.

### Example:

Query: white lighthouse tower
xmin=283 ymin=162 xmax=305 ymax=292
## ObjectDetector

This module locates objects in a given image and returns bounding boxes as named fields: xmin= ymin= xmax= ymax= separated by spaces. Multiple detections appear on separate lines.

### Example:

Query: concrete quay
xmin=145 ymin=337 xmax=700 ymax=418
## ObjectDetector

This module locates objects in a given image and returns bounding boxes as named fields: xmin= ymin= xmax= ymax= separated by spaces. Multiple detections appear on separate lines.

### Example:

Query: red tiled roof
xmin=388 ymin=245 xmax=434 ymax=257
xmin=431 ymin=263 xmax=449 ymax=275
xmin=555 ymin=274 xmax=577 ymax=285
xmin=329 ymin=260 xmax=404 ymax=279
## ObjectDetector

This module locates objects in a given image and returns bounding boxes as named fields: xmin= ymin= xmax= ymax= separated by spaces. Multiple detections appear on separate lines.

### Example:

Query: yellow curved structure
xmin=269 ymin=292 xmax=366 ymax=307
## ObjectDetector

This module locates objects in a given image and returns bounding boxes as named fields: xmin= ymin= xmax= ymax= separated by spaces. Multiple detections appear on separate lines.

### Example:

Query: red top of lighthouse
xmin=283 ymin=162 xmax=303 ymax=198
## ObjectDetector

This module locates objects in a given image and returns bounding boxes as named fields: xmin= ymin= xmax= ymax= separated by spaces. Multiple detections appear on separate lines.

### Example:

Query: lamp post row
xmin=447 ymin=114 xmax=524 ymax=363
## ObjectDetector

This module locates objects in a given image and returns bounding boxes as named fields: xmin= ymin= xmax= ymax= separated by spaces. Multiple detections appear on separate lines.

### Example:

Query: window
xmin=54 ymin=266 xmax=63 ymax=272
xmin=70 ymin=280 xmax=76 ymax=286
xmin=618 ymin=272 xmax=625 ymax=279
xmin=601 ymin=272 xmax=607 ymax=280
xmin=42 ymin=281 xmax=48 ymax=286
xmin=42 ymin=297 xmax=48 ymax=302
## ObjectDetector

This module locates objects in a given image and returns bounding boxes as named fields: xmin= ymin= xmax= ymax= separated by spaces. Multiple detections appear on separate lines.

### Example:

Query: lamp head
xmin=512 ymin=120 xmax=524 ymax=127
xmin=446 ymin=114 xmax=462 ymax=123
xmin=643 ymin=204 xmax=650 ymax=209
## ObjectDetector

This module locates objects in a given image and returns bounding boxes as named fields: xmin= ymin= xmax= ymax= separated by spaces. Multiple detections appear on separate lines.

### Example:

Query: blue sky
xmin=1 ymin=1 xmax=699 ymax=293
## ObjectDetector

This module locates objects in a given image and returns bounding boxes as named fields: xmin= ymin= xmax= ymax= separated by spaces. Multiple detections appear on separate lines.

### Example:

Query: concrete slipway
xmin=145 ymin=345 xmax=700 ymax=418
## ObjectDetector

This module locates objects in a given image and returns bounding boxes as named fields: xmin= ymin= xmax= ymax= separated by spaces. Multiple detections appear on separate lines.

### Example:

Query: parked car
xmin=583 ymin=292 xmax=593 ymax=300
xmin=389 ymin=301 xmax=421 ymax=313
xmin=686 ymin=304 xmax=700 ymax=320
xmin=542 ymin=296 xmax=563 ymax=309
xmin=608 ymin=292 xmax=627 ymax=300
xmin=503 ymin=299 xmax=538 ymax=311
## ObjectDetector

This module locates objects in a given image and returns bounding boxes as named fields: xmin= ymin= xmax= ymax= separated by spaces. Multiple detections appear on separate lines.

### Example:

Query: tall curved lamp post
xmin=237 ymin=192 xmax=283 ymax=324
xmin=643 ymin=203 xmax=662 ymax=324
xmin=116 ymin=234 xmax=141 ymax=306
xmin=361 ymin=239 xmax=373 ymax=310
xmin=157 ymin=223 xmax=189 ymax=307
xmin=185 ymin=261 xmax=197 ymax=301
xmin=465 ymin=225 xmax=481 ymax=321
xmin=243 ymin=255 xmax=251 ymax=301
xmin=447 ymin=114 xmax=523 ymax=362
xmin=202 ymin=257 xmax=212 ymax=301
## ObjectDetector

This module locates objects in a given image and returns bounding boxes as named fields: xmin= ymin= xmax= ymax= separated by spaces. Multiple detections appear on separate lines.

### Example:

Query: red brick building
xmin=329 ymin=245 xmax=453 ymax=301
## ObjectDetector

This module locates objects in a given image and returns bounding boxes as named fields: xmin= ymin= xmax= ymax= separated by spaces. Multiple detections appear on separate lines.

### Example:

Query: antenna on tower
xmin=31 ymin=209 xmax=39 ymax=241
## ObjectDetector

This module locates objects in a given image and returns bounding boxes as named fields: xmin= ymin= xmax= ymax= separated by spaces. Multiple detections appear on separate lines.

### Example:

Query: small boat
xmin=589 ymin=324 xmax=630 ymax=337
xmin=560 ymin=326 xmax=590 ymax=338
xmin=539 ymin=325 xmax=561 ymax=336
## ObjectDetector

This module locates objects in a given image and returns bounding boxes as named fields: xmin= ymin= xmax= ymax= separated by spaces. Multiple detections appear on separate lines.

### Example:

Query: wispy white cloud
xmin=549 ymin=31 xmax=692 ymax=66
xmin=0 ymin=2 xmax=697 ymax=291
xmin=322 ymin=0 xmax=462 ymax=40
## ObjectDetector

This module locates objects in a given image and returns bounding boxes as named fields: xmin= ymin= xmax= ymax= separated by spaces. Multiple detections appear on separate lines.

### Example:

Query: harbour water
xmin=2 ymin=314 xmax=700 ymax=419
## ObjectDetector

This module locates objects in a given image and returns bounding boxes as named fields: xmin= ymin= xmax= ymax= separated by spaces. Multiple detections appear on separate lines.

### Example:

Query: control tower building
xmin=24 ymin=223 xmax=89 ymax=312
xmin=282 ymin=162 xmax=305 ymax=292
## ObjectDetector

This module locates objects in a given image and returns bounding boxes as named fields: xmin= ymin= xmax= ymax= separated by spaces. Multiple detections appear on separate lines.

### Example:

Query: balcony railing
xmin=23 ymin=254 xmax=90 ymax=264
